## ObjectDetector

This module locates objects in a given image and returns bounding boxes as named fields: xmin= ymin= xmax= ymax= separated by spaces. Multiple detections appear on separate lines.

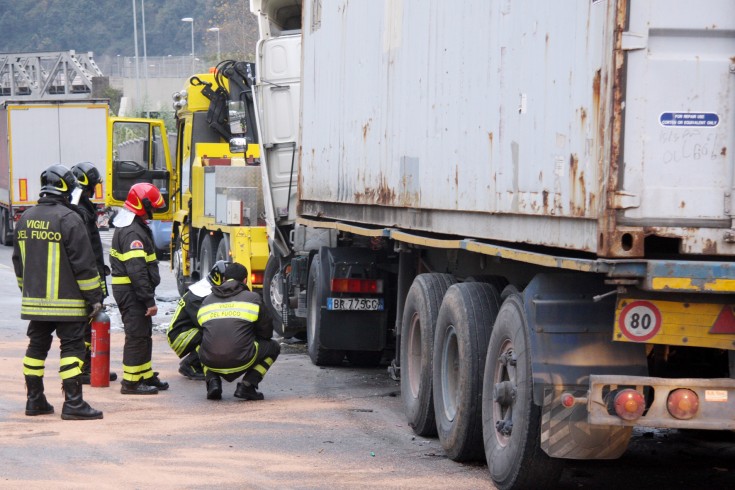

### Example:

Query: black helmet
xmin=40 ymin=164 xmax=77 ymax=197
xmin=207 ymin=260 xmax=231 ymax=286
xmin=71 ymin=162 xmax=102 ymax=191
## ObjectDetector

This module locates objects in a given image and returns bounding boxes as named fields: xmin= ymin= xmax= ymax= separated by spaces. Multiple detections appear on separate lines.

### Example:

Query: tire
xmin=400 ymin=273 xmax=456 ymax=437
xmin=172 ymin=236 xmax=188 ymax=296
xmin=483 ymin=293 xmax=563 ymax=490
xmin=306 ymin=254 xmax=345 ymax=366
xmin=433 ymin=282 xmax=501 ymax=461
xmin=199 ymin=234 xmax=218 ymax=281
xmin=215 ymin=235 xmax=230 ymax=262
xmin=0 ymin=208 xmax=11 ymax=246
xmin=346 ymin=350 xmax=383 ymax=367
xmin=263 ymin=254 xmax=286 ymax=335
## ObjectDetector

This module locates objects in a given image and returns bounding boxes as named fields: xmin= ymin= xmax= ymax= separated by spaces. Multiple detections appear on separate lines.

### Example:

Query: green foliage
xmin=102 ymin=87 xmax=123 ymax=116
xmin=0 ymin=0 xmax=255 ymax=59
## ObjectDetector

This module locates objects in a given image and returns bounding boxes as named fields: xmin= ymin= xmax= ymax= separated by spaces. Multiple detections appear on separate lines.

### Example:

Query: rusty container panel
xmin=298 ymin=0 xmax=735 ymax=257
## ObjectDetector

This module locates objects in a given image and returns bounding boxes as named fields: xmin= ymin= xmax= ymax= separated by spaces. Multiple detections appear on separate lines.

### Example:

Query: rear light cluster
xmin=330 ymin=278 xmax=383 ymax=294
xmin=596 ymin=387 xmax=700 ymax=422
xmin=250 ymin=271 xmax=264 ymax=285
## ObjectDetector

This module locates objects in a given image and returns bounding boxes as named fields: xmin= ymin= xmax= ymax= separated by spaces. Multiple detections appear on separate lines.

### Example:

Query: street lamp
xmin=208 ymin=27 xmax=221 ymax=63
xmin=181 ymin=17 xmax=194 ymax=56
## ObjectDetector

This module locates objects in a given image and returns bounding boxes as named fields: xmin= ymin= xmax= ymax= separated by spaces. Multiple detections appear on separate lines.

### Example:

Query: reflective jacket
xmin=12 ymin=195 xmax=103 ymax=321
xmin=74 ymin=195 xmax=108 ymax=296
xmin=197 ymin=280 xmax=273 ymax=371
xmin=110 ymin=214 xmax=160 ymax=307
xmin=167 ymin=278 xmax=211 ymax=356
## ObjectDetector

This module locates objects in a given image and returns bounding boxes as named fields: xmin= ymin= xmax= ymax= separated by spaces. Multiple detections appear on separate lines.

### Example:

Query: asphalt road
xmin=0 ymin=234 xmax=734 ymax=489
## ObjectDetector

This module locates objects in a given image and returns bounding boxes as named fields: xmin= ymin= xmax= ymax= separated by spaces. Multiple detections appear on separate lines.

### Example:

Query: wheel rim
xmin=440 ymin=324 xmax=459 ymax=422
xmin=493 ymin=338 xmax=516 ymax=447
xmin=173 ymin=247 xmax=183 ymax=280
xmin=407 ymin=311 xmax=422 ymax=398
xmin=307 ymin=277 xmax=317 ymax=344
xmin=269 ymin=271 xmax=284 ymax=313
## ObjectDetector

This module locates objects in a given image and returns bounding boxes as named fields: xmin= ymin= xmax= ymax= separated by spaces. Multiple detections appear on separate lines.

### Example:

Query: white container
xmin=297 ymin=0 xmax=735 ymax=258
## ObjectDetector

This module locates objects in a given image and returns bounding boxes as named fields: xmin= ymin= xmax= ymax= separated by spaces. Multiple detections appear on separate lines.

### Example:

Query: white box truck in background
xmin=0 ymin=100 xmax=109 ymax=244
xmin=251 ymin=1 xmax=735 ymax=488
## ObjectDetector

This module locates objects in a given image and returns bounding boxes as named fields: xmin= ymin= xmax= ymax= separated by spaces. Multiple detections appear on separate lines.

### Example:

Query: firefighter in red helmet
xmin=110 ymin=183 xmax=168 ymax=394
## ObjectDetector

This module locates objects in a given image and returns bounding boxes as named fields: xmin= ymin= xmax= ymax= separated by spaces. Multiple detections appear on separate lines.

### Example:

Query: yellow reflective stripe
xmin=168 ymin=299 xmax=186 ymax=335
xmin=122 ymin=360 xmax=153 ymax=381
xmin=24 ymin=366 xmax=44 ymax=376
xmin=171 ymin=328 xmax=200 ymax=357
xmin=146 ymin=253 xmax=157 ymax=262
xmin=59 ymin=356 xmax=83 ymax=379
xmin=204 ymin=342 xmax=259 ymax=375
xmin=19 ymin=240 xmax=25 ymax=266
xmin=264 ymin=357 xmax=274 ymax=366
xmin=46 ymin=242 xmax=60 ymax=299
xmin=21 ymin=306 xmax=87 ymax=316
xmin=23 ymin=297 xmax=86 ymax=306
xmin=111 ymin=248 xmax=147 ymax=261
xmin=23 ymin=356 xmax=45 ymax=367
xmin=111 ymin=276 xmax=132 ymax=285
xmin=23 ymin=354 xmax=45 ymax=376
xmin=197 ymin=301 xmax=260 ymax=324
xmin=254 ymin=364 xmax=267 ymax=376
xmin=77 ymin=274 xmax=101 ymax=291
xmin=16 ymin=277 xmax=22 ymax=288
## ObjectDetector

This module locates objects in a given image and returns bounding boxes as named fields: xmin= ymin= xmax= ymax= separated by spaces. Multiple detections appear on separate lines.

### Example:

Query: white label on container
xmin=704 ymin=390 xmax=728 ymax=402
xmin=554 ymin=156 xmax=565 ymax=177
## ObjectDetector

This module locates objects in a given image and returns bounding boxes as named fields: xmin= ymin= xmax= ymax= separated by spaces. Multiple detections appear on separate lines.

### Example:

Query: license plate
xmin=327 ymin=297 xmax=384 ymax=311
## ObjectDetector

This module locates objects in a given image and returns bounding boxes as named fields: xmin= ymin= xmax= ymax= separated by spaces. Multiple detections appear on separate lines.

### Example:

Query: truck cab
xmin=169 ymin=63 xmax=268 ymax=296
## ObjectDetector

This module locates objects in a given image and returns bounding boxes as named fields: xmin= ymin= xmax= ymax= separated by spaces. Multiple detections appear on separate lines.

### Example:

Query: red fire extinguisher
xmin=90 ymin=310 xmax=111 ymax=387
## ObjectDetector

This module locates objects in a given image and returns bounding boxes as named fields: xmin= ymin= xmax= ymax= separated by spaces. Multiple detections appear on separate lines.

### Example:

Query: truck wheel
xmin=199 ymin=234 xmax=218 ymax=280
xmin=483 ymin=293 xmax=563 ymax=490
xmin=400 ymin=273 xmax=456 ymax=437
xmin=306 ymin=254 xmax=345 ymax=366
xmin=0 ymin=209 xmax=11 ymax=246
xmin=172 ymin=237 xmax=188 ymax=296
xmin=215 ymin=235 xmax=230 ymax=262
xmin=433 ymin=282 xmax=501 ymax=461
xmin=263 ymin=254 xmax=286 ymax=333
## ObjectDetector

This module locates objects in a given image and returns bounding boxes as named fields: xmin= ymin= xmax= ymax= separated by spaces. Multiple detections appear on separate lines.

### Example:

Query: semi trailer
xmin=250 ymin=0 xmax=735 ymax=488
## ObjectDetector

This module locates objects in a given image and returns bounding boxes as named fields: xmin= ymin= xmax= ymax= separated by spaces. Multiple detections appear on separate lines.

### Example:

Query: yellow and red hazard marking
xmin=614 ymin=299 xmax=735 ymax=350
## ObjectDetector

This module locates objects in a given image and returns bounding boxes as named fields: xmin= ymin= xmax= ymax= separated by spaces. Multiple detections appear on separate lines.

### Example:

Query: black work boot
xmin=206 ymin=375 xmax=222 ymax=400
xmin=179 ymin=351 xmax=205 ymax=380
xmin=80 ymin=350 xmax=118 ymax=384
xmin=61 ymin=377 xmax=103 ymax=420
xmin=234 ymin=382 xmax=264 ymax=401
xmin=144 ymin=375 xmax=169 ymax=391
xmin=120 ymin=379 xmax=158 ymax=395
xmin=25 ymin=375 xmax=54 ymax=416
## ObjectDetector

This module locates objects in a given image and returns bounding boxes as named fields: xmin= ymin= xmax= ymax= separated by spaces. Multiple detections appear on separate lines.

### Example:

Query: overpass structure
xmin=0 ymin=50 xmax=103 ymax=101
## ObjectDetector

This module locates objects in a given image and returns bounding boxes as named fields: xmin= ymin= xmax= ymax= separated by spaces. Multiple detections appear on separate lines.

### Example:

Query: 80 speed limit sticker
xmin=618 ymin=300 xmax=662 ymax=341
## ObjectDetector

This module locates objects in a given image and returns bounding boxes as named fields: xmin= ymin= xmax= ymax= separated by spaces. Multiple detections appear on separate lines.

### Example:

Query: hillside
xmin=0 ymin=0 xmax=259 ymax=70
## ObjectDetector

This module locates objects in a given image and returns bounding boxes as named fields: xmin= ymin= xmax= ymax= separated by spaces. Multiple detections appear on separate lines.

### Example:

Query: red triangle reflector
xmin=710 ymin=306 xmax=735 ymax=334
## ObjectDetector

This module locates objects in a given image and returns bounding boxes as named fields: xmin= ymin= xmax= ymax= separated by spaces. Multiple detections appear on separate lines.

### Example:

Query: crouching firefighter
xmin=110 ymin=183 xmax=168 ymax=395
xmin=167 ymin=260 xmax=231 ymax=380
xmin=198 ymin=262 xmax=280 ymax=401
xmin=12 ymin=164 xmax=104 ymax=420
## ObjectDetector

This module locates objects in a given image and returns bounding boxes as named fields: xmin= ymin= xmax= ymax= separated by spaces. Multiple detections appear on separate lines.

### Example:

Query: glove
xmin=88 ymin=302 xmax=103 ymax=320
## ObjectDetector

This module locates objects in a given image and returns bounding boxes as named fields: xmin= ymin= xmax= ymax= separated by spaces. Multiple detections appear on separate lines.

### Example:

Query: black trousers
xmin=207 ymin=338 xmax=281 ymax=385
xmin=113 ymin=287 xmax=154 ymax=382
xmin=24 ymin=320 xmax=86 ymax=379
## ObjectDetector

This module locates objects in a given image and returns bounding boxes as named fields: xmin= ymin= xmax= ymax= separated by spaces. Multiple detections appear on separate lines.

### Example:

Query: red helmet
xmin=124 ymin=183 xmax=165 ymax=217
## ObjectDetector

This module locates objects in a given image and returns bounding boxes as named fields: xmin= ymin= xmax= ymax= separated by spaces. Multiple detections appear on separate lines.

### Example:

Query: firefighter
xmin=167 ymin=260 xmax=230 ymax=381
xmin=70 ymin=162 xmax=117 ymax=384
xmin=12 ymin=164 xmax=104 ymax=420
xmin=197 ymin=262 xmax=280 ymax=401
xmin=110 ymin=182 xmax=168 ymax=395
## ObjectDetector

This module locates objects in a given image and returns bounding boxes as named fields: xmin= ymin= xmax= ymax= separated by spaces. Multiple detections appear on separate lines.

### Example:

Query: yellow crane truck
xmin=169 ymin=61 xmax=268 ymax=296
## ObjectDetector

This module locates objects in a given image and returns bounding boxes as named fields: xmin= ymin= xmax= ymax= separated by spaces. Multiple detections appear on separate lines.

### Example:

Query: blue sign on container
xmin=660 ymin=112 xmax=719 ymax=128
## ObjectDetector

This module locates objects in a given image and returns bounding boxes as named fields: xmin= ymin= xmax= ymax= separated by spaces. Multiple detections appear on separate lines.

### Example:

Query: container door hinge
xmin=612 ymin=191 xmax=640 ymax=210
